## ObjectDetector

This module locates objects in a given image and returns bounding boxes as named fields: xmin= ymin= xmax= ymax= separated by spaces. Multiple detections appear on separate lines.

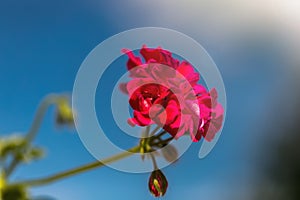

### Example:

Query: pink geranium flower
xmin=121 ymin=45 xmax=223 ymax=142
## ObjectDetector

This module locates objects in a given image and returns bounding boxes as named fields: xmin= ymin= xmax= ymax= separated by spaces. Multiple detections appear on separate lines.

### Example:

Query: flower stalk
xmin=5 ymin=94 xmax=73 ymax=177
xmin=9 ymin=126 xmax=172 ymax=188
xmin=11 ymin=146 xmax=140 ymax=187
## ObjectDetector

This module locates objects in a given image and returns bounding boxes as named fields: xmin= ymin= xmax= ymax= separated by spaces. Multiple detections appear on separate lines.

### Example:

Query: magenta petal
xmin=209 ymin=88 xmax=219 ymax=107
xmin=119 ymin=83 xmax=128 ymax=94
xmin=133 ymin=111 xmax=153 ymax=126
xmin=164 ymin=100 xmax=179 ymax=125
xmin=177 ymin=62 xmax=194 ymax=76
xmin=193 ymin=84 xmax=207 ymax=95
xmin=214 ymin=103 xmax=224 ymax=118
xmin=204 ymin=123 xmax=218 ymax=142
xmin=127 ymin=118 xmax=137 ymax=126
xmin=174 ymin=128 xmax=185 ymax=139
xmin=122 ymin=48 xmax=142 ymax=70
xmin=177 ymin=62 xmax=200 ymax=85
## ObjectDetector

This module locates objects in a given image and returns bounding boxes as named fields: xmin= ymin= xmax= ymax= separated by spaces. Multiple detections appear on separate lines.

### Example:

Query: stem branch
xmin=6 ymin=94 xmax=66 ymax=177
xmin=11 ymin=146 xmax=140 ymax=187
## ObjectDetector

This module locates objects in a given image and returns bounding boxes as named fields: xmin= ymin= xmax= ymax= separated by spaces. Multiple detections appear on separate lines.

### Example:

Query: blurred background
xmin=0 ymin=0 xmax=299 ymax=199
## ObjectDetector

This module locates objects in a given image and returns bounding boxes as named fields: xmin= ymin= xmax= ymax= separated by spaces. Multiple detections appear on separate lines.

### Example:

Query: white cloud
xmin=130 ymin=0 xmax=300 ymax=73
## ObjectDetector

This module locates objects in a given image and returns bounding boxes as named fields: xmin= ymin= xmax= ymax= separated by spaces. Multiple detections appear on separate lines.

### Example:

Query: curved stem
xmin=8 ymin=126 xmax=174 ymax=188
xmin=26 ymin=94 xmax=62 ymax=142
xmin=149 ymin=125 xmax=161 ymax=137
xmin=6 ymin=94 xmax=66 ymax=177
xmin=144 ymin=126 xmax=150 ymax=138
xmin=11 ymin=146 xmax=140 ymax=187
xmin=150 ymin=153 xmax=158 ymax=170
xmin=153 ymin=130 xmax=167 ymax=139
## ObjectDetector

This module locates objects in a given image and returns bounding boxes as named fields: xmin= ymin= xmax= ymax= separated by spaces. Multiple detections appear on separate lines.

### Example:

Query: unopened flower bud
xmin=55 ymin=98 xmax=74 ymax=126
xmin=148 ymin=169 xmax=168 ymax=197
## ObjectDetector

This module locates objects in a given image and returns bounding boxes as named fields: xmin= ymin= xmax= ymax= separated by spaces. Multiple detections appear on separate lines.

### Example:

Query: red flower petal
xmin=133 ymin=111 xmax=153 ymax=126
xmin=177 ymin=61 xmax=200 ymax=85
xmin=121 ymin=46 xmax=224 ymax=143
xmin=122 ymin=48 xmax=142 ymax=70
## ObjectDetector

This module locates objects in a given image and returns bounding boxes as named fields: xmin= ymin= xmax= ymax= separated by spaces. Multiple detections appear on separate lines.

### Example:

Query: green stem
xmin=149 ymin=125 xmax=161 ymax=137
xmin=151 ymin=136 xmax=174 ymax=148
xmin=11 ymin=146 xmax=140 ymax=187
xmin=26 ymin=94 xmax=63 ymax=142
xmin=6 ymin=94 xmax=67 ymax=177
xmin=153 ymin=130 xmax=167 ymax=139
xmin=150 ymin=153 xmax=158 ymax=170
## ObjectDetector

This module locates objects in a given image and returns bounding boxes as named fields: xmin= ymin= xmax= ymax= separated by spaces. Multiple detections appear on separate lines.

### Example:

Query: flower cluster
xmin=121 ymin=46 xmax=224 ymax=142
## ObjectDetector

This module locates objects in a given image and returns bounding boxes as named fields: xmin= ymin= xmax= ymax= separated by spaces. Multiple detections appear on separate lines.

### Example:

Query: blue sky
xmin=0 ymin=1 xmax=294 ymax=199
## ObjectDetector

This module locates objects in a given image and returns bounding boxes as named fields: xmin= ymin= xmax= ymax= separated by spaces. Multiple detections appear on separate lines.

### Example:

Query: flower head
xmin=122 ymin=46 xmax=224 ymax=142
xmin=148 ymin=170 xmax=168 ymax=197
